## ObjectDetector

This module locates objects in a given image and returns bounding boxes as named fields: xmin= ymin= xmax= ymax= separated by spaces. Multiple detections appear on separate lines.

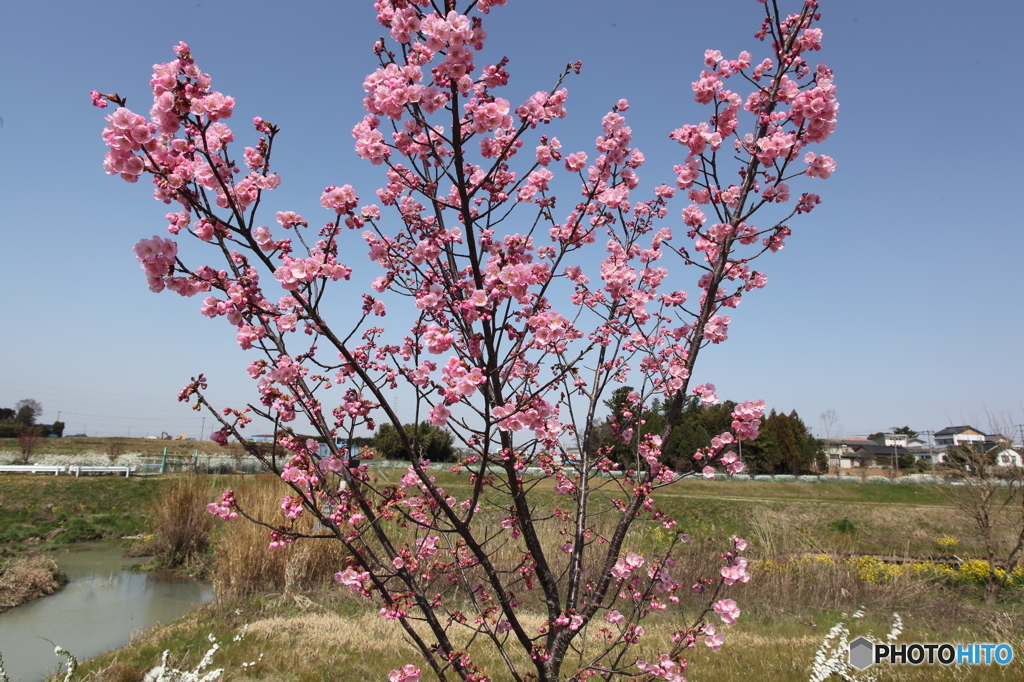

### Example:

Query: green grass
xmin=65 ymin=595 xmax=1024 ymax=682
xmin=21 ymin=471 xmax=1024 ymax=681
xmin=0 ymin=475 xmax=167 ymax=549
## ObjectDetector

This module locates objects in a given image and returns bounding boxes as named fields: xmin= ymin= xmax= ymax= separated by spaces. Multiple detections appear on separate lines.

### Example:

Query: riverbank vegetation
xmin=5 ymin=472 xmax=1024 ymax=679
xmin=0 ymin=475 xmax=164 ymax=552
xmin=0 ymin=554 xmax=66 ymax=613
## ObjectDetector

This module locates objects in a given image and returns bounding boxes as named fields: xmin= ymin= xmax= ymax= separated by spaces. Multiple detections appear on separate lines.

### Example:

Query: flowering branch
xmin=94 ymin=1 xmax=836 ymax=679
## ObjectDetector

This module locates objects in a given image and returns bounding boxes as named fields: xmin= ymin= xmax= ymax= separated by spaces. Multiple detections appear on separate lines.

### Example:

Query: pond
xmin=0 ymin=544 xmax=212 ymax=682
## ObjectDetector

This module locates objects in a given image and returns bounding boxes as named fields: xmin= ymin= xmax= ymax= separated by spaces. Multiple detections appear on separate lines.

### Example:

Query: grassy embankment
xmin=67 ymin=473 xmax=1024 ymax=681
xmin=4 ymin=471 xmax=1022 ymax=680
xmin=0 ymin=475 xmax=165 ymax=551
xmin=0 ymin=436 xmax=227 ymax=459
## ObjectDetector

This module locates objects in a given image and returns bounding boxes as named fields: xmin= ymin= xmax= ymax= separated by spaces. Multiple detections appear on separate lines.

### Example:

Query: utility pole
xmin=890 ymin=426 xmax=900 ymax=479
xmin=923 ymin=430 xmax=935 ymax=471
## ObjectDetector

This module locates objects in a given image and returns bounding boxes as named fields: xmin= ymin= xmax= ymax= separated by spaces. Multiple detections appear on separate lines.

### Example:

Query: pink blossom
xmin=713 ymin=598 xmax=741 ymax=624
xmin=804 ymin=152 xmax=836 ymax=179
xmin=422 ymin=326 xmax=454 ymax=354
xmin=693 ymin=383 xmax=718 ymax=406
xmin=320 ymin=184 xmax=359 ymax=213
xmin=703 ymin=315 xmax=730 ymax=344
xmin=429 ymin=403 xmax=451 ymax=427
xmin=720 ymin=557 xmax=750 ymax=585
xmin=704 ymin=625 xmax=725 ymax=651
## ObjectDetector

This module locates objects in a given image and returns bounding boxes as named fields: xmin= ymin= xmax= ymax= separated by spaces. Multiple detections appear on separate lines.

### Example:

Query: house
xmin=836 ymin=438 xmax=874 ymax=468
xmin=847 ymin=440 xmax=912 ymax=468
xmin=875 ymin=432 xmax=910 ymax=448
xmin=933 ymin=426 xmax=988 ymax=448
xmin=929 ymin=426 xmax=1020 ymax=467
xmin=992 ymin=447 xmax=1023 ymax=467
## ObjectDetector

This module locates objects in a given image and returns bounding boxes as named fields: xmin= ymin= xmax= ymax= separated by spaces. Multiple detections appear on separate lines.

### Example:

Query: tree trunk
xmin=984 ymin=577 xmax=1003 ymax=605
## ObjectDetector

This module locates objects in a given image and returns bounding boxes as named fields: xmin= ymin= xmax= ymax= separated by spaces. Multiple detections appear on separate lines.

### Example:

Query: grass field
xmin=0 ymin=475 xmax=166 ymax=550
xmin=4 ymin=472 xmax=1022 ymax=681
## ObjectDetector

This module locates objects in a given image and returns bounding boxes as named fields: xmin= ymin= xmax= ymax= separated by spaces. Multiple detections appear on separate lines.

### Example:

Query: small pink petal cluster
xmin=713 ymin=598 xmax=741 ymax=624
xmin=274 ymin=252 xmax=352 ymax=290
xmin=132 ymin=235 xmax=179 ymax=293
xmin=693 ymin=383 xmax=718 ymax=406
xmin=516 ymin=89 xmax=568 ymax=127
xmin=611 ymin=551 xmax=646 ymax=580
xmin=636 ymin=654 xmax=687 ymax=682
xmin=440 ymin=356 xmax=486 ymax=400
xmin=102 ymin=107 xmax=156 ymax=181
xmin=334 ymin=567 xmax=372 ymax=597
xmin=388 ymin=665 xmax=421 ymax=682
xmin=638 ymin=434 xmax=663 ymax=467
xmin=604 ymin=609 xmax=625 ymax=624
xmin=804 ymin=151 xmax=836 ymax=179
xmin=205 ymin=489 xmax=237 ymax=520
xmin=731 ymin=400 xmax=766 ymax=441
xmin=720 ymin=556 xmax=750 ymax=585
xmin=703 ymin=623 xmax=725 ymax=651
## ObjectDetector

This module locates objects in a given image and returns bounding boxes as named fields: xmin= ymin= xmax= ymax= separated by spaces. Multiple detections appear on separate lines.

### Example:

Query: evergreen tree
xmin=660 ymin=396 xmax=710 ymax=472
xmin=600 ymin=388 xmax=668 ymax=469
xmin=374 ymin=422 xmax=455 ymax=462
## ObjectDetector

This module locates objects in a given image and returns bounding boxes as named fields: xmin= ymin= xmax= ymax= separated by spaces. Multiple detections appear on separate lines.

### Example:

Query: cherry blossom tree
xmin=93 ymin=1 xmax=837 ymax=679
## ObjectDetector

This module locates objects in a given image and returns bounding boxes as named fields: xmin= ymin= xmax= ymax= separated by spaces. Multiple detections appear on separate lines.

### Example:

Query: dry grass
xmin=147 ymin=475 xmax=216 ymax=571
xmin=0 ymin=554 xmax=66 ymax=612
xmin=212 ymin=475 xmax=348 ymax=598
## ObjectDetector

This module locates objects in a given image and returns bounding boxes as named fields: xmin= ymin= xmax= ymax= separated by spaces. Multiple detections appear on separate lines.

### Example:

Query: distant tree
xmin=0 ymin=407 xmax=14 ymax=423
xmin=17 ymin=426 xmax=41 ymax=464
xmin=374 ymin=422 xmax=455 ymax=463
xmin=14 ymin=399 xmax=42 ymax=426
xmin=740 ymin=429 xmax=782 ymax=474
xmin=792 ymin=410 xmax=824 ymax=472
xmin=698 ymin=401 xmax=739 ymax=440
xmin=944 ymin=444 xmax=997 ymax=469
xmin=753 ymin=410 xmax=819 ymax=474
xmin=868 ymin=426 xmax=918 ymax=442
xmin=819 ymin=409 xmax=841 ymax=472
xmin=107 ymin=438 xmax=127 ymax=464
xmin=940 ymin=437 xmax=1024 ymax=604
xmin=599 ymin=388 xmax=670 ymax=470
xmin=660 ymin=396 xmax=710 ymax=473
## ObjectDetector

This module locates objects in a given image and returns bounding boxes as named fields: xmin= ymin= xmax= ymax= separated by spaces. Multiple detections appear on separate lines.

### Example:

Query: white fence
xmin=0 ymin=464 xmax=133 ymax=477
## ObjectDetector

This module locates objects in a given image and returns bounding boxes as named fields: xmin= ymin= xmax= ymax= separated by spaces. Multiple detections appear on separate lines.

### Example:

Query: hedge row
xmin=0 ymin=422 xmax=64 ymax=439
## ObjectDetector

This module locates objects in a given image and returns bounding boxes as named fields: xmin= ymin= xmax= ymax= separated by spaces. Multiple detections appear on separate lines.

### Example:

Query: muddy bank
xmin=0 ymin=554 xmax=66 ymax=613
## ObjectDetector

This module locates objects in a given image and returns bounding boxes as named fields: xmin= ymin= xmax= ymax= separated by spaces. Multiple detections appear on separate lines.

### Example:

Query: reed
xmin=211 ymin=475 xmax=347 ymax=598
xmin=149 ymin=475 xmax=215 ymax=571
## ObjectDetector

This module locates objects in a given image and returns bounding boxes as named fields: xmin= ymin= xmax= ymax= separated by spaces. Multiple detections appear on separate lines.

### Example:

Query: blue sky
xmin=1 ymin=0 xmax=1022 ymax=442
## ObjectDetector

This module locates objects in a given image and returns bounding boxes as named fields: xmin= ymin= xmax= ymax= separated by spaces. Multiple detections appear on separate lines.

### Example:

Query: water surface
xmin=0 ymin=545 xmax=212 ymax=682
